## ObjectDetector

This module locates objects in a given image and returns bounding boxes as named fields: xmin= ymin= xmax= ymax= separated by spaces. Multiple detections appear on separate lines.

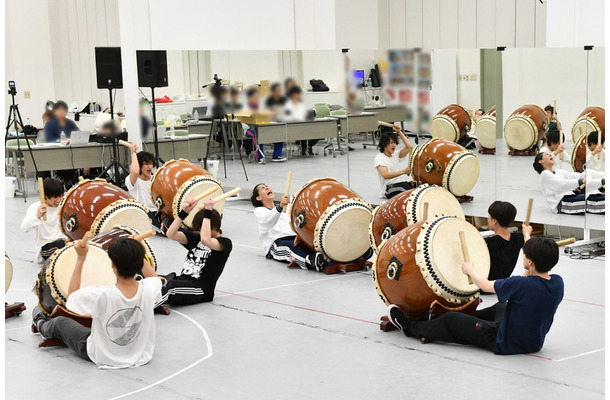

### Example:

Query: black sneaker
xmin=388 ymin=304 xmax=409 ymax=332
xmin=308 ymin=147 xmax=314 ymax=156
xmin=305 ymin=253 xmax=325 ymax=272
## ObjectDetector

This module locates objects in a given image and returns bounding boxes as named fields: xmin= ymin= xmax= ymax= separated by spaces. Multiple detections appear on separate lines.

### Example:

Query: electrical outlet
xmin=468 ymin=74 xmax=477 ymax=81
xmin=24 ymin=91 xmax=31 ymax=99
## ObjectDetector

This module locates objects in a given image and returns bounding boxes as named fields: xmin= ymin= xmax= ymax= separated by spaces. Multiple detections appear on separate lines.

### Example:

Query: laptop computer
xmin=69 ymin=131 xmax=91 ymax=145
xmin=192 ymin=107 xmax=207 ymax=120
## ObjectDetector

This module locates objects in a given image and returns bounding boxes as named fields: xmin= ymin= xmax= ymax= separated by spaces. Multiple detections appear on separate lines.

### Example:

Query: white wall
xmin=301 ymin=51 xmax=344 ymax=91
xmin=430 ymin=49 xmax=480 ymax=114
xmin=5 ymin=0 xmax=56 ymax=126
xmin=546 ymin=0 xmax=605 ymax=48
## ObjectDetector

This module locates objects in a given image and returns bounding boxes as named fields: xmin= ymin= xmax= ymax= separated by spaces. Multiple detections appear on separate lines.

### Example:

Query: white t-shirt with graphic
xmin=66 ymin=278 xmax=162 ymax=369
xmin=125 ymin=175 xmax=156 ymax=212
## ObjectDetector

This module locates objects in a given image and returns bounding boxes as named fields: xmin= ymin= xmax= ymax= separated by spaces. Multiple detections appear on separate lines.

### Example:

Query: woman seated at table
xmin=44 ymin=101 xmax=79 ymax=143
xmin=375 ymin=125 xmax=413 ymax=198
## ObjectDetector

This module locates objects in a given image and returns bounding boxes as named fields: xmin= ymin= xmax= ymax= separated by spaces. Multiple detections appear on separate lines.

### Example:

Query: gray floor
xmin=5 ymin=138 xmax=605 ymax=399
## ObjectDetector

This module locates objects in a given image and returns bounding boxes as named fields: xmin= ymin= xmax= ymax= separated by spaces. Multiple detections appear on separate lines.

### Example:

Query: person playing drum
xmin=540 ymin=130 xmax=571 ymax=171
xmin=468 ymin=108 xmax=484 ymax=139
xmin=32 ymin=238 xmax=163 ymax=368
xmin=485 ymin=201 xmax=532 ymax=284
xmin=20 ymin=178 xmax=67 ymax=262
xmin=159 ymin=198 xmax=232 ymax=306
xmin=388 ymin=237 xmax=564 ymax=355
xmin=586 ymin=131 xmax=605 ymax=172
xmin=375 ymin=125 xmax=414 ymax=198
xmin=251 ymin=184 xmax=325 ymax=272
xmin=544 ymin=105 xmax=562 ymax=136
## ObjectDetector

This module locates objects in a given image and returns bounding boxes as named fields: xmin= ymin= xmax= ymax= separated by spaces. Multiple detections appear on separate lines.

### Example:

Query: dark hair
xmin=53 ymin=101 xmax=68 ymax=112
xmin=544 ymin=105 xmax=555 ymax=115
xmin=101 ymin=120 xmax=118 ymax=134
xmin=546 ymin=129 xmax=564 ymax=146
xmin=587 ymin=131 xmax=604 ymax=147
xmin=42 ymin=110 xmax=54 ymax=121
xmin=211 ymin=85 xmax=228 ymax=101
xmin=250 ymin=184 xmax=264 ymax=207
xmin=107 ymin=238 xmax=144 ymax=278
xmin=488 ymin=201 xmax=517 ymax=227
xmin=284 ymin=77 xmax=295 ymax=89
xmin=43 ymin=178 xmax=64 ymax=199
xmin=476 ymin=109 xmax=485 ymax=114
xmin=229 ymin=86 xmax=240 ymax=96
xmin=246 ymin=87 xmax=259 ymax=98
xmin=191 ymin=209 xmax=222 ymax=232
xmin=523 ymin=237 xmax=559 ymax=273
xmin=270 ymin=82 xmax=281 ymax=93
xmin=378 ymin=131 xmax=398 ymax=152
xmin=286 ymin=85 xmax=302 ymax=98
xmin=137 ymin=151 xmax=155 ymax=173
xmin=533 ymin=153 xmax=545 ymax=174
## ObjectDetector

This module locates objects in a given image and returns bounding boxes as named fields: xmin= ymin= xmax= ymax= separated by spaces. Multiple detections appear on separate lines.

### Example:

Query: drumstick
xmin=38 ymin=177 xmax=46 ymax=221
xmin=78 ymin=176 xmax=84 ymax=182
xmin=283 ymin=172 xmax=292 ymax=212
xmin=524 ymin=198 xmax=534 ymax=226
xmin=553 ymin=100 xmax=556 ymax=121
xmin=597 ymin=131 xmax=602 ymax=160
xmin=422 ymin=202 xmax=429 ymax=221
xmin=118 ymin=139 xmax=132 ymax=148
xmin=555 ymin=237 xmax=576 ymax=247
xmin=198 ymin=187 xmax=242 ymax=208
xmin=134 ymin=230 xmax=156 ymax=241
xmin=78 ymin=232 xmax=93 ymax=248
xmin=378 ymin=121 xmax=394 ymax=128
xmin=193 ymin=187 xmax=219 ymax=202
xmin=458 ymin=231 xmax=474 ymax=285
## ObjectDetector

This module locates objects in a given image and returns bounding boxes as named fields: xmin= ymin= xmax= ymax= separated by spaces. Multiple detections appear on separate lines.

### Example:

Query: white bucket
xmin=5 ymin=177 xmax=17 ymax=198
xmin=206 ymin=160 xmax=219 ymax=178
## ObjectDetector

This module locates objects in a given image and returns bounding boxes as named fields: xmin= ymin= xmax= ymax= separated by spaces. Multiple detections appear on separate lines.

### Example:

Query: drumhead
xmin=315 ymin=198 xmax=373 ymax=262
xmin=406 ymin=185 xmax=464 ymax=225
xmin=430 ymin=115 xmax=459 ymax=142
xmin=571 ymin=118 xmax=601 ymax=144
xmin=46 ymin=244 xmax=116 ymax=306
xmin=5 ymin=254 xmax=12 ymax=294
xmin=416 ymin=216 xmax=489 ymax=303
xmin=443 ymin=152 xmax=479 ymax=196
xmin=504 ymin=115 xmax=537 ymax=150
xmin=174 ymin=176 xmax=224 ymax=228
xmin=571 ymin=133 xmax=587 ymax=172
xmin=91 ymin=199 xmax=151 ymax=236
xmin=476 ymin=117 xmax=497 ymax=149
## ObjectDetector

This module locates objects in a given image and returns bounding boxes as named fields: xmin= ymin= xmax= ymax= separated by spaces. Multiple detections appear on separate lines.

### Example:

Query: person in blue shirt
xmin=44 ymin=100 xmax=79 ymax=142
xmin=387 ymin=236 xmax=564 ymax=355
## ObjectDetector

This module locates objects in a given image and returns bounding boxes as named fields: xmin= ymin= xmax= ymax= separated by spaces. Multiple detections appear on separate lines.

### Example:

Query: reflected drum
xmin=476 ymin=106 xmax=497 ymax=150
xmin=373 ymin=215 xmax=490 ymax=318
xmin=571 ymin=133 xmax=588 ymax=173
xmin=571 ymin=106 xmax=605 ymax=143
xmin=409 ymin=138 xmax=479 ymax=197
xmin=369 ymin=184 xmax=464 ymax=252
xmin=58 ymin=178 xmax=151 ymax=241
xmin=150 ymin=159 xmax=224 ymax=228
xmin=5 ymin=253 xmax=12 ymax=294
xmin=430 ymin=104 xmax=472 ymax=143
xmin=289 ymin=178 xmax=373 ymax=262
xmin=504 ymin=104 xmax=548 ymax=151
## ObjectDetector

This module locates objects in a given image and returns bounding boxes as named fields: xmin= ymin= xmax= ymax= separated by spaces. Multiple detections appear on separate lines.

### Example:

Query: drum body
xmin=430 ymin=104 xmax=472 ymax=143
xmin=289 ymin=178 xmax=373 ymax=262
xmin=369 ymin=184 xmax=465 ymax=251
xmin=571 ymin=106 xmax=605 ymax=143
xmin=504 ymin=105 xmax=548 ymax=151
xmin=409 ymin=138 xmax=479 ymax=196
xmin=5 ymin=253 xmax=13 ymax=294
xmin=90 ymin=225 xmax=158 ymax=270
xmin=58 ymin=179 xmax=151 ymax=241
xmin=571 ymin=133 xmax=588 ymax=173
xmin=476 ymin=106 xmax=497 ymax=149
xmin=373 ymin=215 xmax=490 ymax=318
xmin=150 ymin=159 xmax=224 ymax=228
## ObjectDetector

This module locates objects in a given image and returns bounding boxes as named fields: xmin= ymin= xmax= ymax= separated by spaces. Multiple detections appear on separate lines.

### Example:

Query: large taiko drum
xmin=35 ymin=226 xmax=157 ymax=314
xmin=150 ymin=159 xmax=224 ymax=229
xmin=504 ymin=104 xmax=548 ymax=151
xmin=289 ymin=178 xmax=373 ymax=262
xmin=571 ymin=133 xmax=588 ymax=173
xmin=476 ymin=106 xmax=497 ymax=150
xmin=409 ymin=138 xmax=479 ymax=197
xmin=430 ymin=104 xmax=472 ymax=143
xmin=571 ymin=106 xmax=605 ymax=144
xmin=5 ymin=253 xmax=13 ymax=294
xmin=369 ymin=184 xmax=464 ymax=252
xmin=58 ymin=179 xmax=151 ymax=241
xmin=373 ymin=215 xmax=490 ymax=318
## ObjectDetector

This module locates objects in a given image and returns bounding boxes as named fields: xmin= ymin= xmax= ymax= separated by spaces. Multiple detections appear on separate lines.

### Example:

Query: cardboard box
xmin=235 ymin=110 xmax=273 ymax=125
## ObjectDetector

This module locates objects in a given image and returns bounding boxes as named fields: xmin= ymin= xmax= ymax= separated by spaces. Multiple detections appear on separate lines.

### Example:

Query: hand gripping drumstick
xmin=38 ymin=177 xmax=47 ymax=221
xmin=459 ymin=231 xmax=474 ymax=285
xmin=134 ymin=230 xmax=156 ymax=241
xmin=556 ymin=237 xmax=576 ymax=247
xmin=283 ymin=172 xmax=292 ymax=212
xmin=78 ymin=232 xmax=93 ymax=248
xmin=524 ymin=198 xmax=534 ymax=226
xmin=198 ymin=187 xmax=242 ymax=209
xmin=78 ymin=176 xmax=84 ymax=182
xmin=597 ymin=130 xmax=602 ymax=160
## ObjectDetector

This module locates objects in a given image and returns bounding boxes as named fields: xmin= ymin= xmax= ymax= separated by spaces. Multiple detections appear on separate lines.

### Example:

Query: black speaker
xmin=95 ymin=47 xmax=123 ymax=89
xmin=136 ymin=50 xmax=168 ymax=88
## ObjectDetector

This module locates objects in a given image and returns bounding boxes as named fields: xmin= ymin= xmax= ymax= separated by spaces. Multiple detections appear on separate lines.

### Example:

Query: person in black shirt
xmin=159 ymin=198 xmax=232 ymax=306
xmin=485 ymin=201 xmax=532 ymax=282
xmin=265 ymin=82 xmax=285 ymax=111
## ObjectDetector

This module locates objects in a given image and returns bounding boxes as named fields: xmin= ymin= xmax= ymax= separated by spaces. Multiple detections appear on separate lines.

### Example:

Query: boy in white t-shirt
xmin=374 ymin=125 xmax=413 ymax=198
xmin=539 ymin=130 xmax=571 ymax=171
xmin=585 ymin=131 xmax=605 ymax=172
xmin=20 ymin=178 xmax=67 ymax=262
xmin=32 ymin=238 xmax=163 ymax=369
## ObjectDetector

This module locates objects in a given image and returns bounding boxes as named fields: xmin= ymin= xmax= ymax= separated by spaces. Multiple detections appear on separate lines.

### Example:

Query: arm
xmin=461 ymin=262 xmax=495 ymax=293
xmin=128 ymin=143 xmax=139 ymax=186
xmin=68 ymin=242 xmax=88 ymax=297
xmin=542 ymin=170 xmax=580 ymax=193
xmin=376 ymin=165 xmax=410 ymax=180
xmin=395 ymin=126 xmax=413 ymax=159
xmin=200 ymin=199 xmax=224 ymax=251
xmin=521 ymin=224 xmax=533 ymax=242
xmin=20 ymin=203 xmax=46 ymax=232
xmin=254 ymin=205 xmax=283 ymax=228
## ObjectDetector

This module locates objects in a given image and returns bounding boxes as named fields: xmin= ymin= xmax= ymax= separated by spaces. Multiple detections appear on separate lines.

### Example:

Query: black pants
xmin=299 ymin=140 xmax=319 ymax=154
xmin=39 ymin=317 xmax=91 ymax=361
xmin=385 ymin=181 xmax=413 ymax=199
xmin=402 ymin=302 xmax=506 ymax=352
xmin=156 ymin=273 xmax=211 ymax=307
xmin=41 ymin=239 xmax=66 ymax=260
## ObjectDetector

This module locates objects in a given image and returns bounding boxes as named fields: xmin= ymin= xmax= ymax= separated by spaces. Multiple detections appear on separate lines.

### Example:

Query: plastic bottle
xmin=193 ymin=109 xmax=199 ymax=121
xmin=60 ymin=130 xmax=66 ymax=145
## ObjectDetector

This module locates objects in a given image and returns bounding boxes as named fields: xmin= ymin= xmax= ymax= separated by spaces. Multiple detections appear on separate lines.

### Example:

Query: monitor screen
xmin=354 ymin=70 xmax=365 ymax=86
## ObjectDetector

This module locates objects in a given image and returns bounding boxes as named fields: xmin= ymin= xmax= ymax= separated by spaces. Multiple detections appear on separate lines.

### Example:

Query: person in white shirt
xmin=32 ymin=238 xmax=163 ymax=369
xmin=539 ymin=130 xmax=572 ymax=171
xmin=468 ymin=108 xmax=484 ymax=139
xmin=250 ymin=184 xmax=324 ymax=272
xmin=20 ymin=178 xmax=67 ymax=262
xmin=283 ymin=86 xmax=318 ymax=156
xmin=374 ymin=125 xmax=414 ymax=198
xmin=585 ymin=131 xmax=605 ymax=172
xmin=534 ymin=152 xmax=604 ymax=213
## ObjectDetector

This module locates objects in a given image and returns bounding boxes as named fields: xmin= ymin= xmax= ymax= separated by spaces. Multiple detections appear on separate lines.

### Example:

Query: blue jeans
xmin=260 ymin=143 xmax=284 ymax=159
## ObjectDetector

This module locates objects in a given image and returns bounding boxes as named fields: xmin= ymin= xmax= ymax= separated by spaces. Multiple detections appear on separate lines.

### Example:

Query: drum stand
xmin=508 ymin=148 xmax=538 ymax=156
xmin=5 ymin=302 xmax=26 ymax=319
xmin=478 ymin=148 xmax=496 ymax=155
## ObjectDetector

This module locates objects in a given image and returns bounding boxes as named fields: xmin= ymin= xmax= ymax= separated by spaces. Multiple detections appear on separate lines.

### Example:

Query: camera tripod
xmin=97 ymin=88 xmax=129 ymax=188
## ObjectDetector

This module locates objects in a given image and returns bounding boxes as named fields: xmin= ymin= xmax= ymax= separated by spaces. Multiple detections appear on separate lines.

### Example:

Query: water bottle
xmin=170 ymin=125 xmax=175 ymax=138
xmin=60 ymin=130 xmax=66 ymax=145
xmin=193 ymin=110 xmax=199 ymax=121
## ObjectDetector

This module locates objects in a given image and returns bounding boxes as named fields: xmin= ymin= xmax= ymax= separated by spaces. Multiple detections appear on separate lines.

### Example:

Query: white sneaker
xmin=271 ymin=157 xmax=287 ymax=162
